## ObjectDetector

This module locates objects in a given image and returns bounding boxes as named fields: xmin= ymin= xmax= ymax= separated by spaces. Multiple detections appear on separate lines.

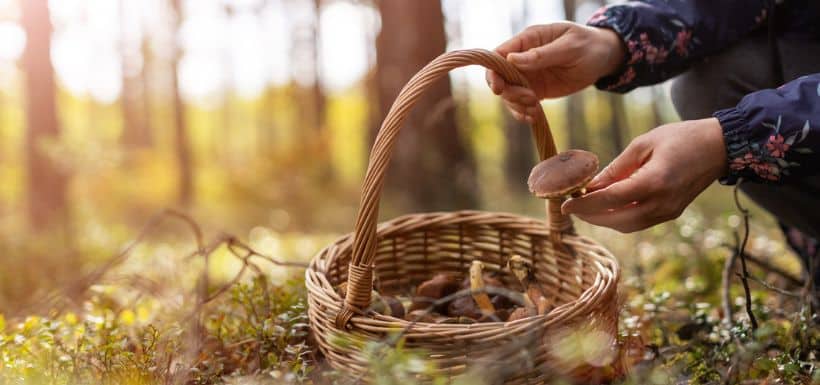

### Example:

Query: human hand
xmin=561 ymin=118 xmax=728 ymax=233
xmin=486 ymin=22 xmax=625 ymax=123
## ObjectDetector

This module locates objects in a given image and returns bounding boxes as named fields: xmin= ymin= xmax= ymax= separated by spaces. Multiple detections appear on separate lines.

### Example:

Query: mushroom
xmin=367 ymin=291 xmax=405 ymax=318
xmin=507 ymin=255 xmax=536 ymax=308
xmin=447 ymin=295 xmax=483 ymax=319
xmin=469 ymin=261 xmax=496 ymax=317
xmin=528 ymin=149 xmax=599 ymax=199
xmin=382 ymin=295 xmax=406 ymax=318
xmin=408 ymin=273 xmax=461 ymax=313
xmin=507 ymin=255 xmax=551 ymax=317
xmin=448 ymin=269 xmax=514 ymax=321
xmin=507 ymin=306 xmax=537 ymax=322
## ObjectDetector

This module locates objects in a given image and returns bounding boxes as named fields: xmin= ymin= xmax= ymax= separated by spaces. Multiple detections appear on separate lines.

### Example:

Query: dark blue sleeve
xmin=714 ymin=74 xmax=820 ymax=184
xmin=586 ymin=0 xmax=771 ymax=92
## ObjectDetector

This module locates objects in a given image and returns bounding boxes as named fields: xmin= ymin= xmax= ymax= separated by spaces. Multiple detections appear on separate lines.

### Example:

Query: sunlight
xmin=0 ymin=22 xmax=24 ymax=61
xmin=37 ymin=0 xmax=567 ymax=103
xmin=319 ymin=1 xmax=376 ymax=92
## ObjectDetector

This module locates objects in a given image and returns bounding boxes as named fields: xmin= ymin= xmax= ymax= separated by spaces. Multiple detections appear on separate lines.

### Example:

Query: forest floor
xmin=0 ymin=184 xmax=817 ymax=385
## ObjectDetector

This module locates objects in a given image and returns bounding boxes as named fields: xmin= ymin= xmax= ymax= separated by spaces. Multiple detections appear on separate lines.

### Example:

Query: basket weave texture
xmin=305 ymin=49 xmax=621 ymax=383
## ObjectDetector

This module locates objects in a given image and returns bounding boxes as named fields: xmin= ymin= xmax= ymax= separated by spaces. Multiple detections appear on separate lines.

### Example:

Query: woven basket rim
xmin=306 ymin=210 xmax=620 ymax=332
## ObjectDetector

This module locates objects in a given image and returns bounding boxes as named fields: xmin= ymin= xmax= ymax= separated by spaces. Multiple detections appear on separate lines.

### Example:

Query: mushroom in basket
xmin=506 ymin=255 xmax=552 ymax=321
xmin=407 ymin=273 xmax=461 ymax=314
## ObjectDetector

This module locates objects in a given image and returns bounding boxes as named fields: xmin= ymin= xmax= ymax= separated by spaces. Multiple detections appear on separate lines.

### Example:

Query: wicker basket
xmin=306 ymin=49 xmax=621 ymax=384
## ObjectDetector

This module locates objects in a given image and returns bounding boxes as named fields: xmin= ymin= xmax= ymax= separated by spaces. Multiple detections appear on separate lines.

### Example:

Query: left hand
xmin=561 ymin=118 xmax=728 ymax=233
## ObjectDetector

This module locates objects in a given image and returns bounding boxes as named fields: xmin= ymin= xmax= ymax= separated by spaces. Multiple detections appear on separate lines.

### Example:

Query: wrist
xmin=594 ymin=27 xmax=626 ymax=77
xmin=700 ymin=117 xmax=729 ymax=179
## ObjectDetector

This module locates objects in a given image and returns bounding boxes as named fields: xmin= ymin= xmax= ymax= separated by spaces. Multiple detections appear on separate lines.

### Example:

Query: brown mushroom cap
xmin=527 ymin=149 xmax=599 ymax=199
xmin=408 ymin=273 xmax=460 ymax=313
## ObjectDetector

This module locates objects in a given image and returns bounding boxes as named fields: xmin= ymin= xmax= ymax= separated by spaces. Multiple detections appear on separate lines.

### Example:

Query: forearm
xmin=587 ymin=0 xmax=771 ymax=92
xmin=715 ymin=73 xmax=820 ymax=184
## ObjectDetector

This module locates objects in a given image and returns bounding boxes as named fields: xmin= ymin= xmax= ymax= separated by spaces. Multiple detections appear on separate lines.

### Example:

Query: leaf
xmin=776 ymin=158 xmax=789 ymax=168
xmin=785 ymin=133 xmax=797 ymax=146
xmin=817 ymin=82 xmax=820 ymax=96
xmin=798 ymin=120 xmax=810 ymax=143
xmin=794 ymin=147 xmax=813 ymax=154
xmin=761 ymin=122 xmax=777 ymax=130
xmin=776 ymin=115 xmax=782 ymax=132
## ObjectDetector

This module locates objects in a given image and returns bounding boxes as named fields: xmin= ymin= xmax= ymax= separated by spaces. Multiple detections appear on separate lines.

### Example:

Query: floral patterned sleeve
xmin=714 ymin=74 xmax=820 ymax=184
xmin=586 ymin=0 xmax=771 ymax=92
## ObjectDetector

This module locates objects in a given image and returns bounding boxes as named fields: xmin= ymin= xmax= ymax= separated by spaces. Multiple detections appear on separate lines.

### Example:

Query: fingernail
xmin=507 ymin=52 xmax=526 ymax=63
xmin=586 ymin=173 xmax=604 ymax=191
xmin=525 ymin=106 xmax=539 ymax=116
xmin=561 ymin=200 xmax=572 ymax=215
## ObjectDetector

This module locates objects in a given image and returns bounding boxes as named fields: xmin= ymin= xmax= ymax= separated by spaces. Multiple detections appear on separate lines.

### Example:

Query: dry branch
xmin=733 ymin=181 xmax=758 ymax=330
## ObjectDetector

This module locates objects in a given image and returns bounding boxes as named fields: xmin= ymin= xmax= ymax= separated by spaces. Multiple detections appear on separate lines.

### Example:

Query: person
xmin=486 ymin=1 xmax=820 ymax=287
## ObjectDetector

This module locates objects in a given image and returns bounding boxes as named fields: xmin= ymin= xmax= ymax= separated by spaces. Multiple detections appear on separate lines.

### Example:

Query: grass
xmin=0 ymin=186 xmax=817 ymax=384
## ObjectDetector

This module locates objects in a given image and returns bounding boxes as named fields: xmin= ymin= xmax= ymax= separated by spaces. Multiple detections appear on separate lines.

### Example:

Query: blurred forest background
xmin=0 ymin=0 xmax=682 ymax=310
xmin=0 ymin=0 xmax=814 ymax=384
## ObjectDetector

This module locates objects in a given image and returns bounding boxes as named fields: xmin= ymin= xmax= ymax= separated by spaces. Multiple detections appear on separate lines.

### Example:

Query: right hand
xmin=486 ymin=22 xmax=626 ymax=123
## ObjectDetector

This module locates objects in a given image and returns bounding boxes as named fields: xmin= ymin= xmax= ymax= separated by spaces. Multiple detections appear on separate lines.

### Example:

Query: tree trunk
xmin=311 ymin=0 xmax=325 ymax=133
xmin=119 ymin=0 xmax=152 ymax=148
xmin=170 ymin=0 xmax=193 ymax=207
xmin=21 ymin=0 xmax=68 ymax=231
xmin=563 ymin=0 xmax=589 ymax=150
xmin=287 ymin=0 xmax=326 ymax=134
xmin=373 ymin=0 xmax=478 ymax=211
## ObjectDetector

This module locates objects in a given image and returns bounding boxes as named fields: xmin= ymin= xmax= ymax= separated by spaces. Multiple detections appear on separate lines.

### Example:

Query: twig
xmin=20 ymin=209 xmax=204 ymax=317
xmin=719 ymin=244 xmax=803 ymax=287
xmin=733 ymin=181 xmax=758 ymax=330
xmin=801 ymin=247 xmax=818 ymax=319
xmin=741 ymin=273 xmax=801 ymax=298
xmin=226 ymin=237 xmax=309 ymax=268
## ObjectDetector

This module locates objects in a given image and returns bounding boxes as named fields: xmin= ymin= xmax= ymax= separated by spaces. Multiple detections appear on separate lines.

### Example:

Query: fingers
xmin=486 ymin=70 xmax=505 ymax=95
xmin=503 ymin=100 xmax=541 ymax=124
xmin=573 ymin=202 xmax=662 ymax=233
xmin=495 ymin=23 xmax=571 ymax=58
xmin=501 ymin=86 xmax=537 ymax=105
xmin=495 ymin=26 xmax=537 ymax=58
xmin=486 ymin=70 xmax=538 ymax=103
xmin=561 ymin=167 xmax=654 ymax=215
xmin=506 ymin=34 xmax=575 ymax=71
xmin=488 ymin=83 xmax=538 ymax=123
xmin=586 ymin=136 xmax=653 ymax=191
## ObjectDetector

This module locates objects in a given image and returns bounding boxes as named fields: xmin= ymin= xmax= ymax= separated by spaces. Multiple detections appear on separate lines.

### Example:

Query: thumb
xmin=586 ymin=138 xmax=652 ymax=192
xmin=506 ymin=36 xmax=573 ymax=71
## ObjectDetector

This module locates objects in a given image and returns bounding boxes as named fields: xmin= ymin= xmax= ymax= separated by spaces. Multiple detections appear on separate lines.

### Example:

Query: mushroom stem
xmin=507 ymin=255 xmax=536 ymax=308
xmin=469 ymin=261 xmax=495 ymax=315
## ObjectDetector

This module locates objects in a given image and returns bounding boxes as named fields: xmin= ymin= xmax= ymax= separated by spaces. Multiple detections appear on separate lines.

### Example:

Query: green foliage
xmin=0 ymin=276 xmax=312 ymax=385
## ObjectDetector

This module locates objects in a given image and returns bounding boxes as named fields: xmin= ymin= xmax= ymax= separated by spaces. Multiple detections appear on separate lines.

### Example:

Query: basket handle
xmin=336 ymin=49 xmax=573 ymax=329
